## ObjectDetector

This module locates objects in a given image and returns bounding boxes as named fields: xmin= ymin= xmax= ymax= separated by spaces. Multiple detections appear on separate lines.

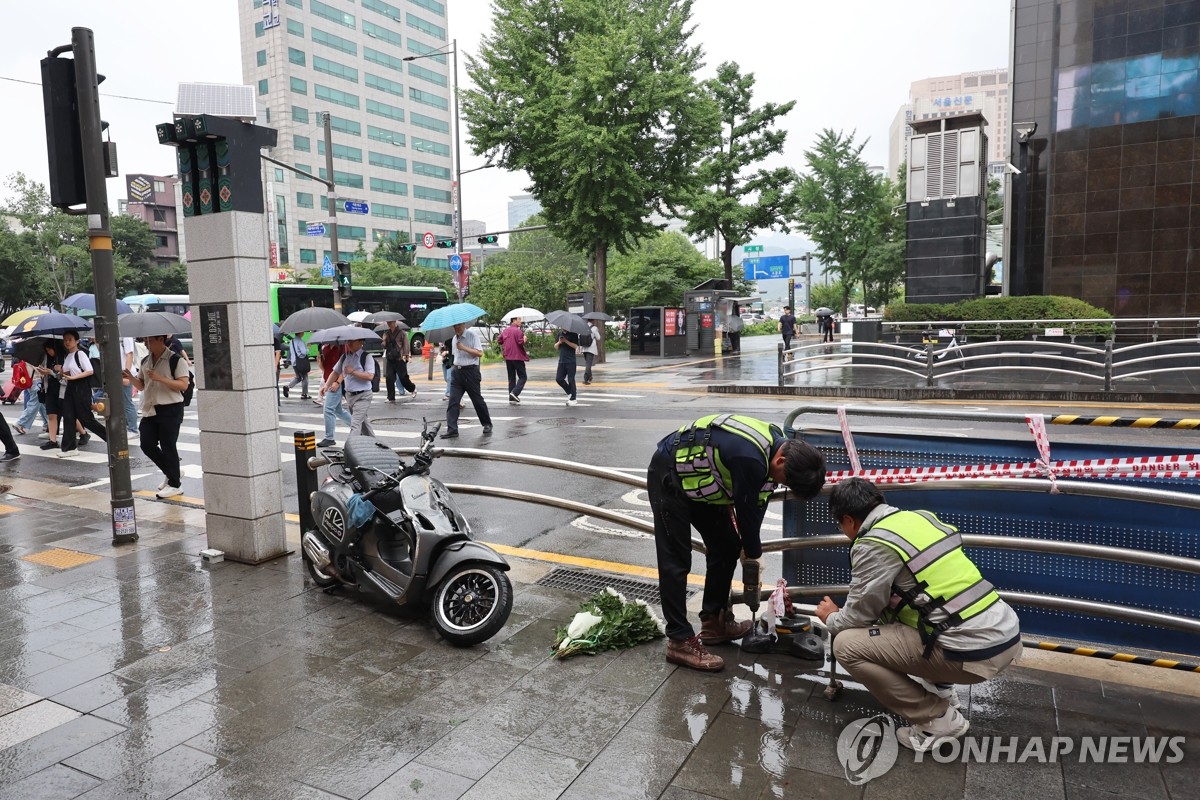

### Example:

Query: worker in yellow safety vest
xmin=816 ymin=478 xmax=1022 ymax=752
xmin=648 ymin=414 xmax=826 ymax=672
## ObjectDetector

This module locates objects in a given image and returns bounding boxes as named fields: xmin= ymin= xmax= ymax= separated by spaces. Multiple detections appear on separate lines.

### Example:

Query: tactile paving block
xmin=21 ymin=548 xmax=103 ymax=569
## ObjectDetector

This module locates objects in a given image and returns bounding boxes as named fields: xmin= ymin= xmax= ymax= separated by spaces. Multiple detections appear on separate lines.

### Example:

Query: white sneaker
xmin=895 ymin=705 xmax=970 ymax=752
xmin=913 ymin=677 xmax=961 ymax=709
xmin=57 ymin=449 xmax=80 ymax=459
xmin=566 ymin=399 xmax=578 ymax=407
xmin=156 ymin=485 xmax=184 ymax=499
xmin=157 ymin=479 xmax=169 ymax=491
xmin=38 ymin=431 xmax=50 ymax=439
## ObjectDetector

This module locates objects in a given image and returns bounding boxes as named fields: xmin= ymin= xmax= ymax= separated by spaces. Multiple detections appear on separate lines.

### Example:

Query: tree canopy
xmin=606 ymin=231 xmax=726 ymax=312
xmin=462 ymin=0 xmax=719 ymax=314
xmin=468 ymin=219 xmax=588 ymax=321
xmin=682 ymin=62 xmax=800 ymax=284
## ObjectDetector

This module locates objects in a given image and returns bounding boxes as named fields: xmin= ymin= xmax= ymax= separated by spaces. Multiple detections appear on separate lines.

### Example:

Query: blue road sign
xmin=448 ymin=254 xmax=463 ymax=272
xmin=343 ymin=200 xmax=369 ymax=215
xmin=320 ymin=254 xmax=334 ymax=278
xmin=306 ymin=222 xmax=326 ymax=236
xmin=742 ymin=255 xmax=790 ymax=281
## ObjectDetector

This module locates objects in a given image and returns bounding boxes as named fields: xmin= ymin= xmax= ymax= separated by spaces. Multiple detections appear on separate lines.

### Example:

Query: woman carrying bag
xmin=283 ymin=333 xmax=312 ymax=400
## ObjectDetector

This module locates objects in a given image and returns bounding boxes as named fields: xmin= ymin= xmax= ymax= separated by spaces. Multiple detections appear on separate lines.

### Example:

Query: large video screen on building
xmin=1056 ymin=52 xmax=1198 ymax=130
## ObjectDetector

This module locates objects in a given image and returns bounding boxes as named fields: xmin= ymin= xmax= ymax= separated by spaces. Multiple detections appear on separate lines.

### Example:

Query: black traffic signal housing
xmin=399 ymin=243 xmax=417 ymax=253
xmin=477 ymin=234 xmax=499 ymax=245
xmin=335 ymin=261 xmax=352 ymax=299
xmin=435 ymin=239 xmax=454 ymax=249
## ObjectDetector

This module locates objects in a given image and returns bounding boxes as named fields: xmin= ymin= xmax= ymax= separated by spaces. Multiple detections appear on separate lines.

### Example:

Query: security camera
xmin=1005 ymin=162 xmax=1022 ymax=175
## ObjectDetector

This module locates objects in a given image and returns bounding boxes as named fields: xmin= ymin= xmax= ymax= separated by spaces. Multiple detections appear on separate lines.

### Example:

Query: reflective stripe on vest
xmin=671 ymin=414 xmax=778 ymax=505
xmin=854 ymin=510 xmax=1000 ymax=635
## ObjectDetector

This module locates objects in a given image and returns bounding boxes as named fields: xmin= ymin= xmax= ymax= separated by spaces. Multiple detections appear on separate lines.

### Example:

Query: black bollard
xmin=293 ymin=431 xmax=318 ymax=532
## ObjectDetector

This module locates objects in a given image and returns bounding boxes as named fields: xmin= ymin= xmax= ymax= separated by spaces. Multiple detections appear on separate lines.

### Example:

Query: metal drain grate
xmin=535 ymin=567 xmax=696 ymax=605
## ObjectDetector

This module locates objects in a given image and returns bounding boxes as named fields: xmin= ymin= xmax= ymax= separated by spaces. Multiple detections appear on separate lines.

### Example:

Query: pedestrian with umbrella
xmin=815 ymin=307 xmax=835 ymax=344
xmin=283 ymin=333 xmax=313 ymax=401
xmin=497 ymin=315 xmax=530 ymax=403
xmin=369 ymin=313 xmax=416 ymax=403
xmin=420 ymin=303 xmax=491 ymax=439
xmin=121 ymin=313 xmax=192 ymax=498
xmin=57 ymin=330 xmax=108 ymax=458
xmin=315 ymin=326 xmax=382 ymax=439
xmin=546 ymin=311 xmax=589 ymax=407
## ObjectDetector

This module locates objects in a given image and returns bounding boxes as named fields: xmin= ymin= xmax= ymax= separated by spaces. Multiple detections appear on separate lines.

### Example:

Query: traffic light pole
xmin=70 ymin=28 xmax=137 ymax=544
xmin=322 ymin=112 xmax=344 ymax=313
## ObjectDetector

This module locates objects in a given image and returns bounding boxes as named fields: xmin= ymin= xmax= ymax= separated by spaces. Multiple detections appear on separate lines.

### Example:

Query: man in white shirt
xmin=322 ymin=338 xmax=376 ymax=438
xmin=57 ymin=331 xmax=108 ymax=458
xmin=125 ymin=334 xmax=190 ymax=498
xmin=441 ymin=322 xmax=493 ymax=439
xmin=120 ymin=336 xmax=139 ymax=437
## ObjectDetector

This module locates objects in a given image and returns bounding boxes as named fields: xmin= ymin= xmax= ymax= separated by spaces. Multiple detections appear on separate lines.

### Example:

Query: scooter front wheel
xmin=431 ymin=564 xmax=513 ymax=647
xmin=303 ymin=553 xmax=340 ymax=588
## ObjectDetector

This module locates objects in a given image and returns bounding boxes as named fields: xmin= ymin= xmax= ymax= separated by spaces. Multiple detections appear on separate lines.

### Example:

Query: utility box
xmin=683 ymin=279 xmax=738 ymax=355
xmin=567 ymin=291 xmax=594 ymax=316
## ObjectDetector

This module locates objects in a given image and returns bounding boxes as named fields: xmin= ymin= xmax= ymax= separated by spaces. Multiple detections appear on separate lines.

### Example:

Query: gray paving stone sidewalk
xmin=0 ymin=496 xmax=1198 ymax=799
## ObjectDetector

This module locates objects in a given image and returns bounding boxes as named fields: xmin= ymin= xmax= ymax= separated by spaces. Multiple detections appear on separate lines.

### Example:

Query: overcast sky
xmin=0 ymin=0 xmax=1009 ymax=242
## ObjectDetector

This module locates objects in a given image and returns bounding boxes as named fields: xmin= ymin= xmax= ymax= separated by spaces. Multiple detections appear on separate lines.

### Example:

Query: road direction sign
xmin=448 ymin=254 xmax=463 ymax=272
xmin=744 ymin=245 xmax=764 ymax=253
xmin=422 ymin=231 xmax=436 ymax=248
xmin=306 ymin=222 xmax=326 ymax=236
xmin=742 ymin=254 xmax=791 ymax=280
xmin=343 ymin=200 xmax=369 ymax=215
xmin=321 ymin=254 xmax=334 ymax=277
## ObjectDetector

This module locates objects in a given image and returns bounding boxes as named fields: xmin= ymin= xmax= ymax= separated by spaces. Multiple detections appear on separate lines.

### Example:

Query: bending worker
xmin=816 ymin=478 xmax=1022 ymax=752
xmin=649 ymin=414 xmax=826 ymax=672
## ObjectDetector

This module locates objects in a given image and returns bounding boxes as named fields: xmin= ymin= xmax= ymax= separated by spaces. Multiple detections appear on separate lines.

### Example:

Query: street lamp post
xmin=405 ymin=40 xmax=462 ymax=256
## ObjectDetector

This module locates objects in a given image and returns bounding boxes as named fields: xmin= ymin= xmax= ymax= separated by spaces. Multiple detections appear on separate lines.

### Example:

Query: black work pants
xmin=505 ymin=360 xmax=527 ymax=397
xmin=386 ymin=357 xmax=416 ymax=400
xmin=556 ymin=360 xmax=577 ymax=400
xmin=60 ymin=383 xmax=106 ymax=452
xmin=140 ymin=404 xmax=184 ymax=488
xmin=446 ymin=365 xmax=491 ymax=434
xmin=647 ymin=449 xmax=741 ymax=641
xmin=0 ymin=408 xmax=17 ymax=456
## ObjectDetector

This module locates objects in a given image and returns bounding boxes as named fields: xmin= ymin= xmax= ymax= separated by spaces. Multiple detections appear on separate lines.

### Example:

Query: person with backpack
xmin=316 ymin=342 xmax=353 ymax=448
xmin=322 ymin=337 xmax=377 ymax=438
xmin=382 ymin=320 xmax=416 ymax=402
xmin=12 ymin=359 xmax=46 ymax=437
xmin=283 ymin=333 xmax=312 ymax=400
xmin=554 ymin=326 xmax=581 ymax=406
xmin=125 ymin=334 xmax=191 ymax=498
xmin=57 ymin=330 xmax=107 ymax=458
xmin=579 ymin=320 xmax=600 ymax=385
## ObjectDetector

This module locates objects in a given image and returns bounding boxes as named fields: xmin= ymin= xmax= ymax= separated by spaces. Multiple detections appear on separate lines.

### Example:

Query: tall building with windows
xmin=121 ymin=174 xmax=183 ymax=267
xmin=239 ymin=0 xmax=455 ymax=271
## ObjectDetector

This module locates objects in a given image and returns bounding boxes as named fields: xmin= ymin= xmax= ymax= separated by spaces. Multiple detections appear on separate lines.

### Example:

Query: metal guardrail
xmin=292 ymin=433 xmax=1200 ymax=662
xmin=881 ymin=316 xmax=1200 ymax=343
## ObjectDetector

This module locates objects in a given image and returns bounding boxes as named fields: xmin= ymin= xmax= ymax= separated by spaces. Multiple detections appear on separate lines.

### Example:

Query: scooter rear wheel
xmin=304 ymin=554 xmax=340 ymax=588
xmin=431 ymin=564 xmax=512 ymax=647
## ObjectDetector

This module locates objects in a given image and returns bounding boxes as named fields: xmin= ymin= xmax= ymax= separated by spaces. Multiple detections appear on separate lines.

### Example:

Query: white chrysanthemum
xmin=603 ymin=587 xmax=628 ymax=603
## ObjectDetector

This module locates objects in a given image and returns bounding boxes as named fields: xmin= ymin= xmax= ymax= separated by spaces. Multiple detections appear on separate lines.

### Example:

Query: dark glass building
xmin=1010 ymin=0 xmax=1199 ymax=316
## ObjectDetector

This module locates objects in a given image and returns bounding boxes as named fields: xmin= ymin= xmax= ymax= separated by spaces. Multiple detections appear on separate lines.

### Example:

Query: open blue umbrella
xmin=63 ymin=293 xmax=132 ymax=314
xmin=420 ymin=303 xmax=487 ymax=332
xmin=10 ymin=312 xmax=93 ymax=339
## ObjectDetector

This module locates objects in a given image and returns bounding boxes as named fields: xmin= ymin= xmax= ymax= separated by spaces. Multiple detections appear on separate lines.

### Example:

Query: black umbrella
xmin=581 ymin=311 xmax=613 ymax=321
xmin=63 ymin=293 xmax=132 ymax=314
xmin=118 ymin=312 xmax=192 ymax=338
xmin=814 ymin=307 xmax=835 ymax=316
xmin=10 ymin=312 xmax=93 ymax=339
xmin=373 ymin=321 xmax=410 ymax=332
xmin=279 ymin=306 xmax=351 ymax=334
xmin=545 ymin=310 xmax=591 ymax=335
xmin=13 ymin=336 xmax=61 ymax=365
xmin=363 ymin=310 xmax=406 ymax=324
xmin=307 ymin=325 xmax=382 ymax=345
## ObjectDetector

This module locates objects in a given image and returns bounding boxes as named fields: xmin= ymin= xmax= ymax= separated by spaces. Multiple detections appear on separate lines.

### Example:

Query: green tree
xmin=859 ymin=174 xmax=906 ymax=309
xmin=0 ymin=225 xmax=43 ymax=315
xmin=468 ymin=221 xmax=588 ymax=319
xmin=373 ymin=230 xmax=415 ymax=267
xmin=682 ymin=62 xmax=800 ymax=284
xmin=480 ymin=214 xmax=587 ymax=275
xmin=109 ymin=215 xmax=157 ymax=271
xmin=463 ymin=0 xmax=719 ymax=315
xmin=794 ymin=130 xmax=888 ymax=316
xmin=606 ymin=231 xmax=722 ymax=311
xmin=809 ymin=279 xmax=852 ymax=313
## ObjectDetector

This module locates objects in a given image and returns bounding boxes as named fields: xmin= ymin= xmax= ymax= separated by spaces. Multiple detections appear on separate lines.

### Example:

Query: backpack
xmin=168 ymin=353 xmax=195 ymax=406
xmin=12 ymin=361 xmax=31 ymax=391
xmin=384 ymin=330 xmax=406 ymax=361
xmin=73 ymin=351 xmax=103 ymax=391
xmin=343 ymin=351 xmax=381 ymax=392
xmin=579 ymin=330 xmax=595 ymax=348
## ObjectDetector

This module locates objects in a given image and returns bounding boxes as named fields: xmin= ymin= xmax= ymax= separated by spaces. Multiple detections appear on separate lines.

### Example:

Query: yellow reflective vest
xmin=854 ymin=510 xmax=1001 ymax=653
xmin=669 ymin=414 xmax=778 ymax=505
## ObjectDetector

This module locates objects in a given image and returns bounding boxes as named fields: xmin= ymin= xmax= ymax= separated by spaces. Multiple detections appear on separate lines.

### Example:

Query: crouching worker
xmin=649 ymin=414 xmax=826 ymax=672
xmin=816 ymin=478 xmax=1022 ymax=752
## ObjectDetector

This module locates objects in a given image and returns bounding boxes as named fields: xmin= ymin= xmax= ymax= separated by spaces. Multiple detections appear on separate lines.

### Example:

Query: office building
xmin=888 ymin=68 xmax=1011 ymax=183
xmin=121 ymin=174 xmax=184 ymax=267
xmin=507 ymin=194 xmax=542 ymax=229
xmin=1009 ymin=0 xmax=1199 ymax=316
xmin=238 ymin=0 xmax=455 ymax=270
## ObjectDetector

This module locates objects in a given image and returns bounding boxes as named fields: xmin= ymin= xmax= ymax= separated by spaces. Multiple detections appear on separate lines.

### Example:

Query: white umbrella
xmin=347 ymin=311 xmax=371 ymax=323
xmin=501 ymin=306 xmax=545 ymax=323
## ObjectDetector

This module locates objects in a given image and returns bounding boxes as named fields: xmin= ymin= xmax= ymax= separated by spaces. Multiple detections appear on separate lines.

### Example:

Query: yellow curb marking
xmin=23 ymin=548 xmax=103 ymax=569
xmin=133 ymin=490 xmax=301 ymax=522
xmin=0 ymin=504 xmax=21 ymax=515
xmin=485 ymin=542 xmax=705 ymax=588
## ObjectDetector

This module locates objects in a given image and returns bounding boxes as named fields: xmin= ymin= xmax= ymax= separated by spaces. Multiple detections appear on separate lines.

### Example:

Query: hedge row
xmin=882 ymin=296 xmax=1114 ymax=340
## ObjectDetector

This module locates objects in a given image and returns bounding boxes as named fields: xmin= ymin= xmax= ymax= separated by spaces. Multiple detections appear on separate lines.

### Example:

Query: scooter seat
xmin=343 ymin=436 xmax=401 ymax=491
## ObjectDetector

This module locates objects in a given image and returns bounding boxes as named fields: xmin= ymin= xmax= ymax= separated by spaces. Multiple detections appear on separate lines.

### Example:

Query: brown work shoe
xmin=666 ymin=635 xmax=724 ymax=671
xmin=698 ymin=609 xmax=753 ymax=645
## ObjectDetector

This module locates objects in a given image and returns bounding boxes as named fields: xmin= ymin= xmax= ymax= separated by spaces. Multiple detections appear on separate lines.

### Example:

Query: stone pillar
xmin=184 ymin=211 xmax=288 ymax=564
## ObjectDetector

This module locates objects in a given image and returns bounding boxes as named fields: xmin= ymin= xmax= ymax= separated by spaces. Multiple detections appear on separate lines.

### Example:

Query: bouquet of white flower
xmin=551 ymin=587 xmax=666 ymax=660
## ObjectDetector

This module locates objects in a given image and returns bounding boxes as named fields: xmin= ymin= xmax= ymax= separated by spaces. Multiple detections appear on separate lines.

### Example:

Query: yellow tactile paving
xmin=0 ymin=504 xmax=22 ymax=515
xmin=22 ymin=548 xmax=103 ymax=569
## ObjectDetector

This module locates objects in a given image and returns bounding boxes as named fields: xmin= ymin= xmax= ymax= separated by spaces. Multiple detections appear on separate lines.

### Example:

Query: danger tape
xmin=827 ymin=453 xmax=1200 ymax=485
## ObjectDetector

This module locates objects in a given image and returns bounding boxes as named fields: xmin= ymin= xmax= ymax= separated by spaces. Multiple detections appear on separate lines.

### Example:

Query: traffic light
xmin=477 ymin=234 xmax=499 ymax=245
xmin=435 ymin=239 xmax=455 ymax=249
xmin=399 ymin=243 xmax=417 ymax=253
xmin=335 ymin=260 xmax=352 ymax=299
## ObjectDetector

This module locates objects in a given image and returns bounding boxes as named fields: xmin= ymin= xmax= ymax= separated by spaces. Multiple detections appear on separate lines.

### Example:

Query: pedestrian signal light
xmin=335 ymin=260 xmax=352 ymax=299
xmin=477 ymin=234 xmax=499 ymax=245
xmin=435 ymin=239 xmax=455 ymax=249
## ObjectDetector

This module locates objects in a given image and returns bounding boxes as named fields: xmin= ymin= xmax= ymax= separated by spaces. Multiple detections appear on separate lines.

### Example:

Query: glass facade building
xmin=1010 ymin=0 xmax=1200 ymax=316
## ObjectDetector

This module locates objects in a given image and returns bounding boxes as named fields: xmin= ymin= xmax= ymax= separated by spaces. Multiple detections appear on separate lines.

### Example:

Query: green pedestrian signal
xmin=335 ymin=260 xmax=352 ymax=299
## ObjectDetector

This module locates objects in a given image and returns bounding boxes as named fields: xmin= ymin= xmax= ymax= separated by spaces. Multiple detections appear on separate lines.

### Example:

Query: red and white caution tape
xmin=837 ymin=406 xmax=862 ymax=474
xmin=1026 ymin=414 xmax=1059 ymax=493
xmin=826 ymin=453 xmax=1200 ymax=485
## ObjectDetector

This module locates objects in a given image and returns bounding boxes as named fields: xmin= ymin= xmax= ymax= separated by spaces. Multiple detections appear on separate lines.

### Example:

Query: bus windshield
xmin=122 ymin=294 xmax=190 ymax=315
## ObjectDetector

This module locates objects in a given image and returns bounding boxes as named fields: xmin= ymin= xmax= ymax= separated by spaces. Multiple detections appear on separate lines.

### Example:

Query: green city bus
xmin=268 ymin=284 xmax=449 ymax=355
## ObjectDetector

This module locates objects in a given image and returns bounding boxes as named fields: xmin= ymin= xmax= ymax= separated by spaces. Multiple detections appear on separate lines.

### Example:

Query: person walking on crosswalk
xmin=323 ymin=338 xmax=377 ymax=438
xmin=440 ymin=322 xmax=492 ymax=439
xmin=124 ymin=334 xmax=190 ymax=498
